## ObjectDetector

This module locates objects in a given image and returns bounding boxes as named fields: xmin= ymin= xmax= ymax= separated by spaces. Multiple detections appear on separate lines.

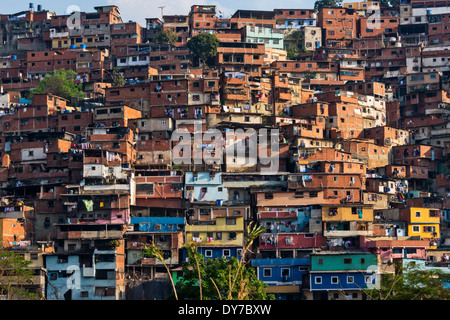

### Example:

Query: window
xmin=415 ymin=211 xmax=421 ymax=218
xmin=315 ymin=276 xmax=322 ymax=284
xmin=331 ymin=276 xmax=339 ymax=284
xmin=263 ymin=268 xmax=272 ymax=277
xmin=205 ymin=250 xmax=213 ymax=257
xmin=429 ymin=210 xmax=439 ymax=217
xmin=318 ymin=258 xmax=324 ymax=264
xmin=412 ymin=225 xmax=420 ymax=233
xmin=281 ymin=268 xmax=290 ymax=278
xmin=265 ymin=193 xmax=273 ymax=199
xmin=344 ymin=258 xmax=352 ymax=264
xmin=223 ymin=249 xmax=231 ymax=257
xmin=226 ymin=218 xmax=236 ymax=225
xmin=228 ymin=232 xmax=237 ymax=240
xmin=347 ymin=276 xmax=354 ymax=283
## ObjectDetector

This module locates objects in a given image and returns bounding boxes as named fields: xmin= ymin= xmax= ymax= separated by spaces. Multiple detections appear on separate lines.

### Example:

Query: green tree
xmin=176 ymin=222 xmax=272 ymax=300
xmin=143 ymin=242 xmax=179 ymax=300
xmin=364 ymin=261 xmax=450 ymax=300
xmin=285 ymin=30 xmax=308 ymax=60
xmin=176 ymin=250 xmax=272 ymax=300
xmin=187 ymin=33 xmax=220 ymax=67
xmin=154 ymin=29 xmax=177 ymax=45
xmin=32 ymin=68 xmax=85 ymax=102
xmin=144 ymin=222 xmax=273 ymax=300
xmin=112 ymin=67 xmax=125 ymax=87
xmin=287 ymin=30 xmax=303 ymax=43
xmin=0 ymin=246 xmax=41 ymax=300
xmin=314 ymin=0 xmax=342 ymax=10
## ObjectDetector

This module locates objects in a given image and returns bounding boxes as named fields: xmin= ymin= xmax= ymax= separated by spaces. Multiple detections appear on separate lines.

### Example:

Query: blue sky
xmin=1 ymin=0 xmax=318 ymax=25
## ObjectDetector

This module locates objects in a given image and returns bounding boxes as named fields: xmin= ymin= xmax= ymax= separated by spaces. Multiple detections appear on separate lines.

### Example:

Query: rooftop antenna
xmin=158 ymin=6 xmax=166 ymax=21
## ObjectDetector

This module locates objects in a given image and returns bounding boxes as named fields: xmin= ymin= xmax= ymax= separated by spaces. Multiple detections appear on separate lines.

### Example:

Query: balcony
xmin=83 ymin=184 xmax=130 ymax=194
xmin=259 ymin=233 xmax=326 ymax=250
xmin=49 ymin=29 xmax=69 ymax=39
xmin=0 ymin=206 xmax=25 ymax=219
xmin=223 ymin=92 xmax=249 ymax=101
xmin=431 ymin=127 xmax=450 ymax=136
xmin=140 ymin=257 xmax=157 ymax=265
xmin=83 ymin=266 xmax=95 ymax=277
xmin=56 ymin=230 xmax=124 ymax=240
xmin=258 ymin=211 xmax=298 ymax=219
xmin=277 ymin=92 xmax=291 ymax=101
xmin=324 ymin=229 xmax=373 ymax=237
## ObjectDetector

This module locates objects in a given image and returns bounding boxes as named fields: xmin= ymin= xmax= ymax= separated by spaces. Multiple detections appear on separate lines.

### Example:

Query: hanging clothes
xmin=82 ymin=199 xmax=93 ymax=212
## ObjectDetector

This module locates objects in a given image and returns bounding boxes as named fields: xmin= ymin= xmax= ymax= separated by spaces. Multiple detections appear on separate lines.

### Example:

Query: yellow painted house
xmin=52 ymin=36 xmax=102 ymax=49
xmin=400 ymin=207 xmax=440 ymax=241
xmin=185 ymin=216 xmax=245 ymax=247
xmin=322 ymin=205 xmax=373 ymax=222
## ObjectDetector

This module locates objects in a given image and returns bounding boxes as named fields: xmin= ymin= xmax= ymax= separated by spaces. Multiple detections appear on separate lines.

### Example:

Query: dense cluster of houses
xmin=0 ymin=0 xmax=449 ymax=300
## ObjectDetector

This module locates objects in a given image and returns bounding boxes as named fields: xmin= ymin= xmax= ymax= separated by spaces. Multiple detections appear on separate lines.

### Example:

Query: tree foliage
xmin=154 ymin=29 xmax=178 ymax=45
xmin=32 ymin=68 xmax=85 ymax=102
xmin=364 ymin=261 xmax=450 ymax=300
xmin=144 ymin=222 xmax=273 ymax=300
xmin=187 ymin=33 xmax=220 ymax=67
xmin=0 ymin=246 xmax=41 ymax=300
xmin=314 ymin=0 xmax=342 ymax=10
xmin=176 ymin=250 xmax=273 ymax=300
xmin=112 ymin=67 xmax=125 ymax=87
xmin=143 ymin=242 xmax=178 ymax=300
xmin=285 ymin=31 xmax=308 ymax=60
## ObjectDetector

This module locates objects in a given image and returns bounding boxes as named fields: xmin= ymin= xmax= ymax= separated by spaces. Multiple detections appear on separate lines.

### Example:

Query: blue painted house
xmin=251 ymin=258 xmax=309 ymax=300
xmin=185 ymin=172 xmax=228 ymax=203
xmin=46 ymin=250 xmax=122 ymax=300
xmin=126 ymin=216 xmax=185 ymax=267
xmin=130 ymin=216 xmax=185 ymax=233
xmin=307 ymin=252 xmax=379 ymax=300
